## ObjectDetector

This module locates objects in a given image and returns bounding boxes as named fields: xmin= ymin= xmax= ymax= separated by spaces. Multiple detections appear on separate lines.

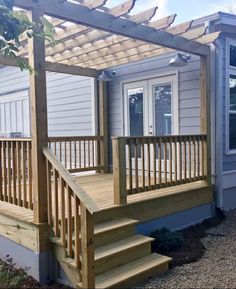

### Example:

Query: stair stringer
xmin=52 ymin=242 xmax=81 ymax=287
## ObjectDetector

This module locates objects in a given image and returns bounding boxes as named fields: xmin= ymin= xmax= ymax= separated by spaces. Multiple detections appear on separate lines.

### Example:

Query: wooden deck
xmin=75 ymin=173 xmax=208 ymax=210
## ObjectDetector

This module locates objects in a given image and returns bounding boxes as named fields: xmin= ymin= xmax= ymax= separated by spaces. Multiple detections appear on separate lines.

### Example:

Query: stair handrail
xmin=43 ymin=147 xmax=100 ymax=214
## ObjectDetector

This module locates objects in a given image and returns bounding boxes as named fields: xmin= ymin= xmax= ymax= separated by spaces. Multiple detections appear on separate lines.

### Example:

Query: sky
xmin=107 ymin=0 xmax=236 ymax=23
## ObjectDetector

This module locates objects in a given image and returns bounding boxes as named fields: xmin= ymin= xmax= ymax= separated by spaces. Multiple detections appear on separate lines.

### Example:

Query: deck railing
xmin=112 ymin=135 xmax=207 ymax=205
xmin=0 ymin=139 xmax=33 ymax=209
xmin=43 ymin=147 xmax=99 ymax=288
xmin=48 ymin=136 xmax=104 ymax=173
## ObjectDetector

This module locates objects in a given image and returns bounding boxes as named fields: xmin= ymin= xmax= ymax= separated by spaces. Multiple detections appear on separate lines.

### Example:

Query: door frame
xmin=123 ymin=73 xmax=179 ymax=137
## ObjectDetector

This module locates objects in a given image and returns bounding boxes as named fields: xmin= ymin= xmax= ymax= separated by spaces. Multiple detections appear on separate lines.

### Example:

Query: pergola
xmin=2 ymin=0 xmax=217 ymax=244
xmin=1 ymin=0 xmax=217 ymax=219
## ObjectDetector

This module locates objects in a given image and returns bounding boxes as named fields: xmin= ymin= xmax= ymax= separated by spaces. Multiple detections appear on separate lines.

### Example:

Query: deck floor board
xmin=75 ymin=173 xmax=207 ymax=210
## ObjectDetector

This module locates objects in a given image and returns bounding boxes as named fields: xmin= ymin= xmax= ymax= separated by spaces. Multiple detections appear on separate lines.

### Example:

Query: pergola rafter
xmin=57 ymin=21 xmax=199 ymax=66
xmin=2 ymin=0 xmax=220 ymax=74
xmin=14 ymin=0 xmax=212 ymax=58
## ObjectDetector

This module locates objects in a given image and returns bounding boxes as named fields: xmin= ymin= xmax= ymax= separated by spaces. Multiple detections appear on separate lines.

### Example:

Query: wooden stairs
xmin=50 ymin=217 xmax=172 ymax=289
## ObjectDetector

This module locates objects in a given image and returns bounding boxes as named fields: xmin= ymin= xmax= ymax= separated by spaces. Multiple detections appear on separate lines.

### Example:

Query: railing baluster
xmin=83 ymin=141 xmax=86 ymax=168
xmin=158 ymin=138 xmax=162 ymax=185
xmin=134 ymin=140 xmax=138 ymax=193
xmin=197 ymin=136 xmax=200 ymax=178
xmin=70 ymin=141 xmax=72 ymax=170
xmin=128 ymin=142 xmax=132 ymax=193
xmin=16 ymin=142 xmax=21 ymax=206
xmin=59 ymin=142 xmax=62 ymax=162
xmin=53 ymin=168 xmax=59 ymax=237
xmin=0 ymin=142 xmax=2 ymax=201
xmin=7 ymin=141 xmax=11 ymax=203
xmin=46 ymin=159 xmax=53 ymax=226
xmin=11 ymin=142 xmax=16 ymax=204
xmin=193 ymin=136 xmax=196 ymax=180
xmin=164 ymin=140 xmax=167 ymax=184
xmin=74 ymin=195 xmax=81 ymax=269
xmin=67 ymin=186 xmax=73 ymax=257
xmin=27 ymin=142 xmax=33 ymax=209
xmin=153 ymin=139 xmax=157 ymax=188
xmin=147 ymin=141 xmax=151 ymax=188
xmin=188 ymin=136 xmax=191 ymax=180
xmin=141 ymin=141 xmax=145 ymax=190
xmin=169 ymin=138 xmax=172 ymax=184
xmin=22 ymin=142 xmax=27 ymax=207
xmin=179 ymin=138 xmax=182 ymax=183
xmin=74 ymin=141 xmax=77 ymax=170
xmin=174 ymin=137 xmax=177 ymax=184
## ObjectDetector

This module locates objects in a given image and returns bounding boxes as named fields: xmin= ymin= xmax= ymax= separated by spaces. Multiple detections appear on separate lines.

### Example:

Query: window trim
xmin=226 ymin=38 xmax=236 ymax=154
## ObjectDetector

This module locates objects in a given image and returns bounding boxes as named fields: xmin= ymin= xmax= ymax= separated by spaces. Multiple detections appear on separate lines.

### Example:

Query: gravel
xmin=135 ymin=209 xmax=236 ymax=289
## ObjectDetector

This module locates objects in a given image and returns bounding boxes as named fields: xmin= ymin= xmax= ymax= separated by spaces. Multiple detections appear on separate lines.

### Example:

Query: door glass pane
xmin=154 ymin=84 xmax=172 ymax=136
xmin=230 ymin=75 xmax=236 ymax=111
xmin=128 ymin=88 xmax=144 ymax=136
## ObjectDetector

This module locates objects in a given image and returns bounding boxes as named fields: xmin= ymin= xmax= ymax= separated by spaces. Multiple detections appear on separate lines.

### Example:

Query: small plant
xmin=150 ymin=227 xmax=184 ymax=252
xmin=0 ymin=255 xmax=29 ymax=288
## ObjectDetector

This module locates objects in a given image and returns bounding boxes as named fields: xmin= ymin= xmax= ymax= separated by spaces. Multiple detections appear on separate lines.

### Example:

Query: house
xmin=0 ymin=0 xmax=236 ymax=288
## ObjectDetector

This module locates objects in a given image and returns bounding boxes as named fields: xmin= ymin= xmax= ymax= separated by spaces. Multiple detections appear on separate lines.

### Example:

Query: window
xmin=229 ymin=75 xmax=236 ymax=150
xmin=230 ymin=45 xmax=236 ymax=68
xmin=227 ymin=41 xmax=236 ymax=153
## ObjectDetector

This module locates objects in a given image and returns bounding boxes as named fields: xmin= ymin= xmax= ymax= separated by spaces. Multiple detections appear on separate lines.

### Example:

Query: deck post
xmin=29 ymin=8 xmax=48 ymax=226
xmin=98 ymin=81 xmax=109 ymax=173
xmin=112 ymin=137 xmax=127 ymax=205
xmin=200 ymin=53 xmax=211 ymax=185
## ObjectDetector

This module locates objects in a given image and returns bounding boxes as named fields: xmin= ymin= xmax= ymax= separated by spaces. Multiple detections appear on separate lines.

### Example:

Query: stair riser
xmin=95 ymin=225 xmax=136 ymax=248
xmin=95 ymin=242 xmax=151 ymax=276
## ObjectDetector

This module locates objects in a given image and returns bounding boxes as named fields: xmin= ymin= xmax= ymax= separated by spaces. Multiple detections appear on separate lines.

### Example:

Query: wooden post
xmin=80 ymin=204 xmax=95 ymax=289
xmin=200 ymin=54 xmax=211 ymax=185
xmin=28 ymin=8 xmax=48 ymax=225
xmin=98 ymin=81 xmax=109 ymax=173
xmin=112 ymin=137 xmax=127 ymax=205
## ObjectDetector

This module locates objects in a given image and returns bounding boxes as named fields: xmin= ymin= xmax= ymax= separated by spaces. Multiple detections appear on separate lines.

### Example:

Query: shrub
xmin=0 ymin=256 xmax=28 ymax=288
xmin=150 ymin=227 xmax=184 ymax=252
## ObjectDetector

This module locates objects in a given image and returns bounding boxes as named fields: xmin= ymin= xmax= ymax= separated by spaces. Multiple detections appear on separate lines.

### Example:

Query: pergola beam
xmin=14 ymin=0 xmax=210 ymax=56
xmin=0 ymin=56 xmax=98 ymax=77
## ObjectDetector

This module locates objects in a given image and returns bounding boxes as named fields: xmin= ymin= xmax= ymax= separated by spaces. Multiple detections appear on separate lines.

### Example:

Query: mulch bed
xmin=152 ymin=215 xmax=224 ymax=268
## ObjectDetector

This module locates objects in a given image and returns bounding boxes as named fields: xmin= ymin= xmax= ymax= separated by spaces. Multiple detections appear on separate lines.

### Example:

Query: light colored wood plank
xmin=28 ymin=8 xmax=48 ymax=223
xmin=80 ymin=204 xmax=95 ymax=289
xmin=112 ymin=138 xmax=127 ymax=205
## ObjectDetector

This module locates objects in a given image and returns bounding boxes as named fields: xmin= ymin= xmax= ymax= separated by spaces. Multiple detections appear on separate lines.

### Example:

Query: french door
xmin=124 ymin=75 xmax=178 ymax=137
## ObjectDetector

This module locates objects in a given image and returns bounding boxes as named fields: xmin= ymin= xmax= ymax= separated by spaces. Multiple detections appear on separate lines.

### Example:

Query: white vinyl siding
xmin=0 ymin=66 xmax=95 ymax=137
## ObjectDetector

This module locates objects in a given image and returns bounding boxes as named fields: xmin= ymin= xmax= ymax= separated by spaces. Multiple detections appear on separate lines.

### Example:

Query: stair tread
xmin=94 ymin=218 xmax=138 ymax=235
xmin=87 ymin=254 xmax=171 ymax=288
xmin=95 ymin=235 xmax=154 ymax=261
